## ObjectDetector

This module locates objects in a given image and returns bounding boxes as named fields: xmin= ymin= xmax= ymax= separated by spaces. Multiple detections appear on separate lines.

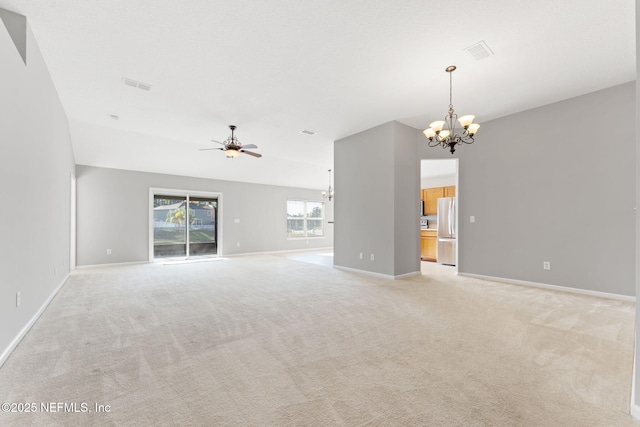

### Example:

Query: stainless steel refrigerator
xmin=437 ymin=197 xmax=456 ymax=265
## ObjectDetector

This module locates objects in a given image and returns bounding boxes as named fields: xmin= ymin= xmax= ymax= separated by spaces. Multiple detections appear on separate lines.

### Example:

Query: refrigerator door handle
xmin=451 ymin=198 xmax=456 ymax=237
xmin=448 ymin=200 xmax=451 ymax=236
xmin=449 ymin=199 xmax=454 ymax=236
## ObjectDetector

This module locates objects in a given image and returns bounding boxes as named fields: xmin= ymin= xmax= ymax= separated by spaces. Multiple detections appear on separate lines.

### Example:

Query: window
xmin=287 ymin=200 xmax=324 ymax=238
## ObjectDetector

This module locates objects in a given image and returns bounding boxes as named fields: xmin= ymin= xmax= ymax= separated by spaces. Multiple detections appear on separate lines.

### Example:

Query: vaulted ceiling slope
xmin=0 ymin=0 xmax=634 ymax=189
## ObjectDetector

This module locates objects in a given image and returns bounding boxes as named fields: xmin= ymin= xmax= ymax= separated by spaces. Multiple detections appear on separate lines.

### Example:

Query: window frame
xmin=286 ymin=200 xmax=325 ymax=239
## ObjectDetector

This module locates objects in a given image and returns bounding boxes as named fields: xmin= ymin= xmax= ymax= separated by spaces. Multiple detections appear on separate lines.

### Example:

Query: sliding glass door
xmin=153 ymin=195 xmax=187 ymax=257
xmin=187 ymin=197 xmax=217 ymax=256
xmin=153 ymin=194 xmax=218 ymax=259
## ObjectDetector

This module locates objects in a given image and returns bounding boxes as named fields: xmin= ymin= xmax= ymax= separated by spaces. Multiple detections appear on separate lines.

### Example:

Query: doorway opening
xmin=150 ymin=189 xmax=221 ymax=260
xmin=420 ymin=159 xmax=458 ymax=274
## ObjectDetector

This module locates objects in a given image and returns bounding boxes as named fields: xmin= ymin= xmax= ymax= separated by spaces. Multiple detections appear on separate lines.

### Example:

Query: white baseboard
xmin=334 ymin=265 xmax=420 ymax=280
xmin=458 ymin=272 xmax=635 ymax=302
xmin=395 ymin=271 xmax=422 ymax=279
xmin=224 ymin=247 xmax=334 ymax=257
xmin=76 ymin=260 xmax=149 ymax=269
xmin=631 ymin=403 xmax=640 ymax=420
xmin=632 ymin=345 xmax=639 ymax=420
xmin=0 ymin=274 xmax=69 ymax=368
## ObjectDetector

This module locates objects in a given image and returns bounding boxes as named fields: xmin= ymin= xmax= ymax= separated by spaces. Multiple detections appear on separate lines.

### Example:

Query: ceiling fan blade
xmin=241 ymin=150 xmax=262 ymax=158
xmin=210 ymin=139 xmax=225 ymax=146
xmin=240 ymin=144 xmax=257 ymax=149
xmin=199 ymin=147 xmax=223 ymax=151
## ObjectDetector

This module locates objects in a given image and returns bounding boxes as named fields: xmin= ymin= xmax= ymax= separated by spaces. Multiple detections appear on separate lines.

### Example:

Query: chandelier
xmin=423 ymin=65 xmax=480 ymax=154
xmin=322 ymin=169 xmax=334 ymax=201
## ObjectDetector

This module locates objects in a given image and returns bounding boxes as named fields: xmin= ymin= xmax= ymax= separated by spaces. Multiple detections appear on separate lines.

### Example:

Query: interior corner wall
xmin=334 ymin=121 xmax=420 ymax=277
xmin=0 ymin=12 xmax=75 ymax=362
xmin=74 ymin=165 xmax=334 ymax=266
xmin=0 ymin=8 xmax=26 ymax=64
xmin=420 ymin=81 xmax=636 ymax=297
xmin=392 ymin=122 xmax=421 ymax=276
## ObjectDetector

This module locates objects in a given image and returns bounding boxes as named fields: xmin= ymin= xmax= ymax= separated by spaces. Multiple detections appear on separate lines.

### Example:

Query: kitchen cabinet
xmin=444 ymin=185 xmax=456 ymax=197
xmin=422 ymin=186 xmax=456 ymax=214
xmin=420 ymin=230 xmax=437 ymax=261
xmin=423 ymin=187 xmax=444 ymax=215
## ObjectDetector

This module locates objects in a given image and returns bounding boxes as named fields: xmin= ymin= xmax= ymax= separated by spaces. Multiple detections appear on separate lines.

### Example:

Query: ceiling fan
xmin=200 ymin=125 xmax=262 ymax=158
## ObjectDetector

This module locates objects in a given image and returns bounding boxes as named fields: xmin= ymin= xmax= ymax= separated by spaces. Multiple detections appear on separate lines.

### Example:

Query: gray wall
xmin=334 ymin=121 xmax=420 ymax=277
xmin=393 ymin=122 xmax=421 ymax=276
xmin=633 ymin=0 xmax=640 ymax=412
xmin=0 ymin=12 xmax=75 ymax=361
xmin=75 ymin=165 xmax=333 ymax=266
xmin=419 ymin=81 xmax=636 ymax=297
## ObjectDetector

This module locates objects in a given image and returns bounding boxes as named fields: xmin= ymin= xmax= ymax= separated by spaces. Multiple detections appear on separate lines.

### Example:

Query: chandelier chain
xmin=449 ymin=70 xmax=454 ymax=112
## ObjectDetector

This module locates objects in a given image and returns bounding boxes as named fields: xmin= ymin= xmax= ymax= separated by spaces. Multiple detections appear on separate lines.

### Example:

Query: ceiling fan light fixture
xmin=201 ymin=125 xmax=262 ymax=159
xmin=225 ymin=148 xmax=240 ymax=158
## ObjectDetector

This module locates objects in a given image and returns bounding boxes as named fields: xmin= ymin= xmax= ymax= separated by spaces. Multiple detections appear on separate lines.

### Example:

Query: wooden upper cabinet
xmin=421 ymin=186 xmax=456 ymax=214
xmin=444 ymin=185 xmax=456 ymax=197
xmin=423 ymin=187 xmax=444 ymax=214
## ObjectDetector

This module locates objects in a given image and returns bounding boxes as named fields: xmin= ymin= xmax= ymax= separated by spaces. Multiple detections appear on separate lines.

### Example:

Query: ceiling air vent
xmin=300 ymin=129 xmax=316 ymax=136
xmin=122 ymin=77 xmax=152 ymax=91
xmin=464 ymin=41 xmax=494 ymax=61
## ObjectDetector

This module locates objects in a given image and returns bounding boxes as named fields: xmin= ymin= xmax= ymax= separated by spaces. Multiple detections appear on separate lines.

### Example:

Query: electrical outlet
xmin=234 ymin=218 xmax=240 ymax=223
xmin=236 ymin=242 xmax=240 ymax=247
xmin=106 ymin=249 xmax=112 ymax=255
xmin=370 ymin=254 xmax=375 ymax=261
xmin=16 ymin=292 xmax=20 ymax=308
xmin=470 ymin=216 xmax=475 ymax=223
xmin=543 ymin=261 xmax=551 ymax=270
xmin=359 ymin=253 xmax=363 ymax=260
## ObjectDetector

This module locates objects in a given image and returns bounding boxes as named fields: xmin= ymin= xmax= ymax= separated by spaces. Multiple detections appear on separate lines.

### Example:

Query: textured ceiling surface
xmin=0 ymin=0 xmax=635 ymax=189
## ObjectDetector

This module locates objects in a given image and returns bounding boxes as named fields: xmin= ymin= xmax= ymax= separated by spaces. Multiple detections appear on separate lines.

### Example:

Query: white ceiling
xmin=0 ymin=0 xmax=635 ymax=190
xmin=421 ymin=159 xmax=456 ymax=180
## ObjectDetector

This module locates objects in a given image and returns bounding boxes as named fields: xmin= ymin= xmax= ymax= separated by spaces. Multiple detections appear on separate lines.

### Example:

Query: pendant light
xmin=423 ymin=65 xmax=479 ymax=154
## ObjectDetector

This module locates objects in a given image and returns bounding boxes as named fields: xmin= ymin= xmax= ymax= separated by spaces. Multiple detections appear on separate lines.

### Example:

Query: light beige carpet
xmin=0 ymin=254 xmax=637 ymax=426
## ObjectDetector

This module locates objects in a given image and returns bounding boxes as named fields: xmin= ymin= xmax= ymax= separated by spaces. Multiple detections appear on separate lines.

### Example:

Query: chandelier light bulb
xmin=438 ymin=130 xmax=450 ymax=140
xmin=467 ymin=123 xmax=480 ymax=135
xmin=423 ymin=128 xmax=436 ymax=139
xmin=429 ymin=121 xmax=445 ymax=132
xmin=458 ymin=115 xmax=475 ymax=128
